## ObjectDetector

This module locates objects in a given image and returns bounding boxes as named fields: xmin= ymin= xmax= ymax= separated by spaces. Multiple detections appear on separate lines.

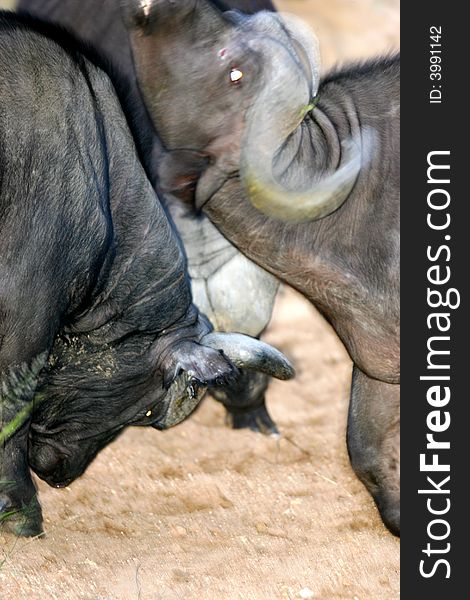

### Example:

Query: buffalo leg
xmin=210 ymin=371 xmax=278 ymax=435
xmin=1 ymin=357 xmax=45 ymax=537
xmin=347 ymin=365 xmax=400 ymax=535
xmin=1 ymin=410 xmax=42 ymax=537
xmin=1 ymin=299 xmax=52 ymax=536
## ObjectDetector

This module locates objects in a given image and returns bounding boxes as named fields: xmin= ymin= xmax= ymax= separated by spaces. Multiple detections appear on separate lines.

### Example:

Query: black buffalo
xmin=0 ymin=11 xmax=292 ymax=537
xmin=123 ymin=0 xmax=400 ymax=535
xmin=16 ymin=0 xmax=281 ymax=436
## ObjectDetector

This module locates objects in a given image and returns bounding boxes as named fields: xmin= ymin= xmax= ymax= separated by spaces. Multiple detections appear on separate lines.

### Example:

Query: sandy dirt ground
xmin=1 ymin=1 xmax=400 ymax=599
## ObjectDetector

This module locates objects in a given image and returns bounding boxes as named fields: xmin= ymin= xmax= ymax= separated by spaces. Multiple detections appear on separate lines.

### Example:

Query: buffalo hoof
xmin=225 ymin=401 xmax=279 ymax=436
xmin=0 ymin=495 xmax=43 ymax=537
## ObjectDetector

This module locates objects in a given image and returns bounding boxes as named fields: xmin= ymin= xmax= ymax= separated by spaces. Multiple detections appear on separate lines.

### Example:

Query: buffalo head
xmin=122 ymin=0 xmax=369 ymax=222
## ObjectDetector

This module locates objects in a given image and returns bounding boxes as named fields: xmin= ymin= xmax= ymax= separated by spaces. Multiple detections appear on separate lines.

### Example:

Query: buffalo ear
xmin=157 ymin=150 xmax=212 ymax=205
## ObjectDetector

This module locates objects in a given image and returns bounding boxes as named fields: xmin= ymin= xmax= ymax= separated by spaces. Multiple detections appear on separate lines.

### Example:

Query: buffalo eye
xmin=217 ymin=49 xmax=244 ymax=85
xmin=229 ymin=67 xmax=243 ymax=84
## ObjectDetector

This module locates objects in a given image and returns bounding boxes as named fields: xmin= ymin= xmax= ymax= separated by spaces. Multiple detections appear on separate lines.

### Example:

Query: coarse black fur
xmin=321 ymin=53 xmax=400 ymax=86
xmin=17 ymin=0 xmax=280 ymax=436
xmin=9 ymin=9 xmax=158 ymax=185
xmin=0 ymin=11 xmax=238 ymax=536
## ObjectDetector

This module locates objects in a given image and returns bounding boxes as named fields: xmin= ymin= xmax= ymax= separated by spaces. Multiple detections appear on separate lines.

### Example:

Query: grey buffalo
xmin=0 ymin=11 xmax=293 ymax=536
xmin=123 ymin=0 xmax=400 ymax=535
xmin=16 ymin=0 xmax=281 ymax=434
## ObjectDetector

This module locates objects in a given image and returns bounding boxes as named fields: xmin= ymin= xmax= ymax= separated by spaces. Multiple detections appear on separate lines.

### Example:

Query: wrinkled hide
xmin=16 ymin=0 xmax=280 ymax=437
xmin=0 ymin=12 xmax=262 ymax=536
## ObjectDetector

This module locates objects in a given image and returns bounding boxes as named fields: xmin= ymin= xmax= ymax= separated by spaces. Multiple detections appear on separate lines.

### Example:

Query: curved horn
xmin=277 ymin=13 xmax=321 ymax=98
xmin=200 ymin=332 xmax=295 ymax=380
xmin=239 ymin=14 xmax=372 ymax=222
xmin=243 ymin=132 xmax=367 ymax=222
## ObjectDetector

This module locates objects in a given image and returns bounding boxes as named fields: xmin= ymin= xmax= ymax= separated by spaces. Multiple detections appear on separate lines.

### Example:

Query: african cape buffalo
xmin=0 ymin=11 xmax=292 ymax=537
xmin=122 ymin=0 xmax=400 ymax=535
xmin=15 ymin=0 xmax=281 ymax=435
